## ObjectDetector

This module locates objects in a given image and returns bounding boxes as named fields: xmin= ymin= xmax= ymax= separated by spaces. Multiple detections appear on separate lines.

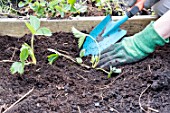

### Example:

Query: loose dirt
xmin=0 ymin=32 xmax=169 ymax=113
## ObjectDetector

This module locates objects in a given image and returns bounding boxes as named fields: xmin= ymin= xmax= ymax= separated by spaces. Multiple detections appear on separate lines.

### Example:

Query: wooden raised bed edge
xmin=0 ymin=15 xmax=157 ymax=38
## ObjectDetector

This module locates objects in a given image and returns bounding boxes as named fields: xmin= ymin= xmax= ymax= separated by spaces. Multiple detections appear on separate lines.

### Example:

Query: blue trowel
xmin=83 ymin=0 xmax=145 ymax=56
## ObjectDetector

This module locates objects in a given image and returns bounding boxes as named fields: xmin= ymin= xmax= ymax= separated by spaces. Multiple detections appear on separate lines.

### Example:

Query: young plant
xmin=10 ymin=16 xmax=52 ymax=75
xmin=29 ymin=1 xmax=47 ymax=17
xmin=72 ymin=27 xmax=101 ymax=67
xmin=72 ymin=27 xmax=122 ymax=77
xmin=96 ymin=66 xmax=122 ymax=78
xmin=47 ymin=27 xmax=121 ymax=77
xmin=76 ymin=49 xmax=85 ymax=64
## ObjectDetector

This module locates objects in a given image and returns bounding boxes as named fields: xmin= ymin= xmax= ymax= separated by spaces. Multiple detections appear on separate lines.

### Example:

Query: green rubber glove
xmin=98 ymin=22 xmax=169 ymax=68
xmin=126 ymin=0 xmax=160 ymax=9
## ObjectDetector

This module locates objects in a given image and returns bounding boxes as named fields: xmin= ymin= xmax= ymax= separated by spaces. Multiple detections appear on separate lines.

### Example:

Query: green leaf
xmin=10 ymin=62 xmax=25 ymax=75
xmin=67 ymin=0 xmax=76 ymax=6
xmin=55 ymin=5 xmax=67 ymax=13
xmin=70 ymin=6 xmax=76 ymax=12
xmin=25 ymin=22 xmax=36 ymax=35
xmin=72 ymin=27 xmax=87 ymax=39
xmin=107 ymin=71 xmax=112 ymax=78
xmin=76 ymin=57 xmax=83 ymax=64
xmin=90 ymin=55 xmax=95 ymax=64
xmin=18 ymin=1 xmax=27 ymax=7
xmin=72 ymin=27 xmax=87 ymax=48
xmin=75 ymin=4 xmax=87 ymax=13
xmin=95 ymin=56 xmax=99 ymax=62
xmin=20 ymin=48 xmax=29 ymax=62
xmin=35 ymin=27 xmax=52 ymax=36
xmin=47 ymin=54 xmax=59 ymax=65
xmin=79 ymin=49 xmax=85 ymax=58
xmin=30 ymin=16 xmax=40 ymax=31
xmin=22 ymin=43 xmax=36 ymax=64
xmin=48 ymin=0 xmax=58 ymax=7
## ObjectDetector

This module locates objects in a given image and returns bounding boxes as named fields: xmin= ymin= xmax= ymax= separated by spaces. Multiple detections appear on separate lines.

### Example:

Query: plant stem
xmin=48 ymin=48 xmax=91 ymax=69
xmin=96 ymin=67 xmax=110 ymax=74
xmin=31 ymin=35 xmax=34 ymax=52
xmin=87 ymin=35 xmax=101 ymax=68
xmin=31 ymin=34 xmax=36 ymax=64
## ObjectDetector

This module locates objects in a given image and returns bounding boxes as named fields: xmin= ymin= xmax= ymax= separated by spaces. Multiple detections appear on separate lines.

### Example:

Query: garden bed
xmin=0 ymin=31 xmax=170 ymax=113
xmin=0 ymin=15 xmax=157 ymax=38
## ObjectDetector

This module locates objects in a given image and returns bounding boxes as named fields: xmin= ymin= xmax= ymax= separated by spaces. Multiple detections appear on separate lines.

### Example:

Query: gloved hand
xmin=98 ymin=22 xmax=169 ymax=68
xmin=126 ymin=0 xmax=160 ymax=9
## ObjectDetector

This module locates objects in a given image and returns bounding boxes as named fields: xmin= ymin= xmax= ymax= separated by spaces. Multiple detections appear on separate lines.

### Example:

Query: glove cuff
xmin=133 ymin=21 xmax=169 ymax=54
xmin=122 ymin=21 xmax=169 ymax=59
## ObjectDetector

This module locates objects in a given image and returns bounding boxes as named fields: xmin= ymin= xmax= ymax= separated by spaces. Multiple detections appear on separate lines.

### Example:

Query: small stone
xmin=110 ymin=108 xmax=114 ymax=112
xmin=36 ymin=103 xmax=41 ymax=107
xmin=94 ymin=102 xmax=100 ymax=107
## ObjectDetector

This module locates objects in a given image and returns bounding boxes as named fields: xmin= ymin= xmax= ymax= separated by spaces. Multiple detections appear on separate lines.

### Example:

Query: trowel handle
xmin=126 ymin=0 xmax=146 ymax=18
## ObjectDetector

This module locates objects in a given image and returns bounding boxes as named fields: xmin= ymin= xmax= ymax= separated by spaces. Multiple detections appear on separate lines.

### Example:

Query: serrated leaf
xmin=47 ymin=54 xmax=59 ymax=65
xmin=25 ymin=22 xmax=36 ymax=34
xmin=35 ymin=27 xmax=52 ymax=36
xmin=30 ymin=16 xmax=40 ymax=31
xmin=78 ymin=38 xmax=85 ymax=49
xmin=20 ymin=48 xmax=29 ymax=62
xmin=10 ymin=62 xmax=25 ymax=75
xmin=76 ymin=57 xmax=83 ymax=64
xmin=79 ymin=49 xmax=85 ymax=58
xmin=72 ymin=27 xmax=87 ymax=39
xmin=72 ymin=27 xmax=87 ymax=48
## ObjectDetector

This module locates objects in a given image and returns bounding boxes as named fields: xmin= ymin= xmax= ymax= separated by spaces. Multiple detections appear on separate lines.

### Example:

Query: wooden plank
xmin=0 ymin=16 xmax=157 ymax=38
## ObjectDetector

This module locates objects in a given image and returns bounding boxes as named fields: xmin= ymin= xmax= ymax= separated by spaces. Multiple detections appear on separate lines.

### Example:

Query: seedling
xmin=76 ymin=49 xmax=85 ymax=64
xmin=71 ymin=27 xmax=122 ymax=77
xmin=72 ymin=27 xmax=101 ymax=68
xmin=47 ymin=23 xmax=121 ymax=77
xmin=18 ymin=0 xmax=87 ymax=18
xmin=96 ymin=66 xmax=122 ymax=78
xmin=10 ymin=16 xmax=52 ymax=75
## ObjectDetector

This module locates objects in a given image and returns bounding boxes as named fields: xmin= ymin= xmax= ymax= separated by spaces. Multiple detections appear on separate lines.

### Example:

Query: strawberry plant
xmin=47 ymin=26 xmax=121 ymax=77
xmin=10 ymin=16 xmax=52 ymax=75
xmin=18 ymin=0 xmax=87 ymax=18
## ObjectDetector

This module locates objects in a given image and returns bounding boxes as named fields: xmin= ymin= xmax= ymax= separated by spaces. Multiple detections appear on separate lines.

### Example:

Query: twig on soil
xmin=0 ymin=60 xmax=15 ymax=63
xmin=138 ymin=84 xmax=158 ymax=113
xmin=147 ymin=107 xmax=159 ymax=113
xmin=10 ymin=47 xmax=17 ymax=61
xmin=58 ymin=49 xmax=70 ymax=55
xmin=139 ymin=85 xmax=150 ymax=112
xmin=148 ymin=65 xmax=152 ymax=74
xmin=77 ymin=106 xmax=82 ymax=113
xmin=155 ymin=50 xmax=170 ymax=53
xmin=2 ymin=87 xmax=34 ymax=113
xmin=76 ymin=73 xmax=88 ymax=81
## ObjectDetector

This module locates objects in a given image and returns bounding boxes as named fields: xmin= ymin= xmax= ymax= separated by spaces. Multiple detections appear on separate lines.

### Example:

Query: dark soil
xmin=0 ymin=32 xmax=170 ymax=113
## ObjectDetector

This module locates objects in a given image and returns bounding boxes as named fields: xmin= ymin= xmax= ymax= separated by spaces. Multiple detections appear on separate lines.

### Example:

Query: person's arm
xmin=98 ymin=2 xmax=170 ymax=68
xmin=154 ymin=10 xmax=170 ymax=39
